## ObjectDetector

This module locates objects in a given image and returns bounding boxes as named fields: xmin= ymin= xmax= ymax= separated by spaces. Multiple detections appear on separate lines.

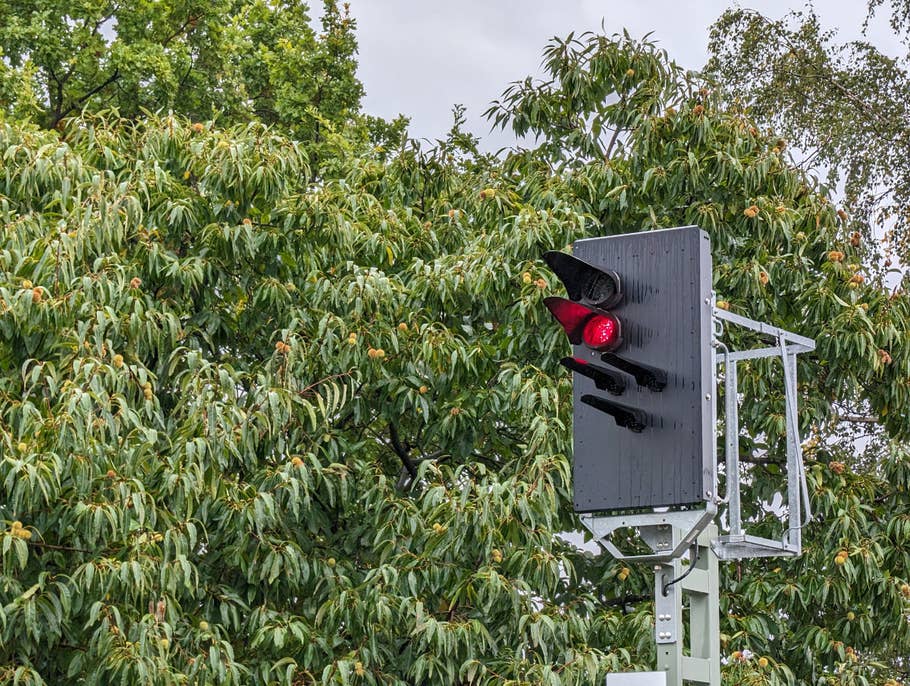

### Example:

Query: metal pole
xmin=653 ymin=525 xmax=720 ymax=686
xmin=683 ymin=524 xmax=721 ymax=686
xmin=780 ymin=341 xmax=802 ymax=551
xmin=724 ymin=356 xmax=741 ymax=537
xmin=654 ymin=541 xmax=682 ymax=685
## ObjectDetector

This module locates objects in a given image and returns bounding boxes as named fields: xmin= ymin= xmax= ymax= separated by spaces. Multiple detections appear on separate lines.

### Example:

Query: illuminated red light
xmin=582 ymin=314 xmax=620 ymax=350
xmin=544 ymin=297 xmax=622 ymax=351
xmin=544 ymin=297 xmax=594 ymax=344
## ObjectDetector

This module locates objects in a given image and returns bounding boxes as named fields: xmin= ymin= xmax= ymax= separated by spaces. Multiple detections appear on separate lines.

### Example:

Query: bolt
xmin=705 ymin=393 xmax=711 ymax=400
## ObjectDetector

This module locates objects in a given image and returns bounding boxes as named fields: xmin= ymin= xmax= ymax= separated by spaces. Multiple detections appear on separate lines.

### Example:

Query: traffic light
xmin=544 ymin=226 xmax=713 ymax=513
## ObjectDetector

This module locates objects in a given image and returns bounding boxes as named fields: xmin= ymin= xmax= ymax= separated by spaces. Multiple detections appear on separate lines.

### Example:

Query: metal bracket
xmin=579 ymin=502 xmax=717 ymax=563
xmin=711 ymin=305 xmax=815 ymax=560
xmin=579 ymin=302 xmax=814 ymax=563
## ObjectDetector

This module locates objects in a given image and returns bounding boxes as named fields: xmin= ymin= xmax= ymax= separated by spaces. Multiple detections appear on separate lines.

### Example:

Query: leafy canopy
xmin=0 ymin=0 xmax=362 ymax=139
xmin=707 ymin=2 xmax=910 ymax=264
xmin=0 ymin=18 xmax=910 ymax=686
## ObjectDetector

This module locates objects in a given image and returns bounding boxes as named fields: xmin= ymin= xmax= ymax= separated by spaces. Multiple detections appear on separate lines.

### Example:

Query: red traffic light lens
xmin=544 ymin=297 xmax=622 ymax=351
xmin=582 ymin=314 xmax=620 ymax=351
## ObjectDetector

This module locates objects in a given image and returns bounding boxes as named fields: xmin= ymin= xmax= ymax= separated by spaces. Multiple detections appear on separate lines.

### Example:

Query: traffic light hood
xmin=543 ymin=250 xmax=622 ymax=310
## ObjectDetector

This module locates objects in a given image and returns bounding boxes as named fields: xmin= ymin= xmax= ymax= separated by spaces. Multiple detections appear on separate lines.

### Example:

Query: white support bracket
xmin=580 ymin=503 xmax=717 ymax=563
xmin=579 ymin=303 xmax=815 ymax=563
xmin=710 ymin=306 xmax=815 ymax=560
xmin=589 ymin=299 xmax=814 ymax=686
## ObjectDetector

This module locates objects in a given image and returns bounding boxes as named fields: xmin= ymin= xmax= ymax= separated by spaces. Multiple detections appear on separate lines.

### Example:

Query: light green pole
xmin=654 ymin=524 xmax=720 ymax=686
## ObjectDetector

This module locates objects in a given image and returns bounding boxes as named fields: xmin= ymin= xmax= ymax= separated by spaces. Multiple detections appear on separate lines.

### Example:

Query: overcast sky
xmin=345 ymin=1 xmax=901 ymax=150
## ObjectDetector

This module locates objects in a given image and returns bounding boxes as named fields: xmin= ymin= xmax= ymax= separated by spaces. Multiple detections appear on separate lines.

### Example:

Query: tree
xmin=0 ymin=110 xmax=625 ymax=684
xmin=1 ymin=27 xmax=910 ymax=686
xmin=0 ymin=0 xmax=362 ymax=138
xmin=706 ymin=4 xmax=910 ymax=264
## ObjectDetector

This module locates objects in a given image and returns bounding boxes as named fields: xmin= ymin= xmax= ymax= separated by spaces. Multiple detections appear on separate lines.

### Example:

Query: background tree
xmin=707 ymin=3 xmax=910 ymax=264
xmin=0 ymin=0 xmax=362 ymax=139
xmin=0 ymin=108 xmax=627 ymax=684
xmin=1 ymin=18 xmax=910 ymax=686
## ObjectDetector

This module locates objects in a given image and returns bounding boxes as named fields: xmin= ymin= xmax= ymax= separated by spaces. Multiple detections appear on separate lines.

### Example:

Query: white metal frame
xmin=710 ymin=307 xmax=815 ymax=560
xmin=589 ymin=299 xmax=816 ymax=686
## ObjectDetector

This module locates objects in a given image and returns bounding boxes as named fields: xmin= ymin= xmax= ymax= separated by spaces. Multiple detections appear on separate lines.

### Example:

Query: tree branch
xmin=53 ymin=69 xmax=121 ymax=128
xmin=835 ymin=414 xmax=880 ymax=424
xmin=604 ymin=125 xmax=623 ymax=159
xmin=388 ymin=423 xmax=417 ymax=480
xmin=162 ymin=15 xmax=199 ymax=48
xmin=717 ymin=452 xmax=785 ymax=466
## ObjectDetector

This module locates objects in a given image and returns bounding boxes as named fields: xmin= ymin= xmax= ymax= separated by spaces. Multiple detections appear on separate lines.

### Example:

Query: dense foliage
xmin=707 ymin=3 xmax=910 ymax=264
xmin=0 ymin=11 xmax=909 ymax=686
xmin=0 ymin=0 xmax=362 ymax=139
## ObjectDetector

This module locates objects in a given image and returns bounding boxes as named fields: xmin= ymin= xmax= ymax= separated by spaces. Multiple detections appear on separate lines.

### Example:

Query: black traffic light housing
xmin=544 ymin=226 xmax=713 ymax=513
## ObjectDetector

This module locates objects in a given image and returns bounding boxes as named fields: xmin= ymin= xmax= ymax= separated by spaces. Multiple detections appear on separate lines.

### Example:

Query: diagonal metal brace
xmin=579 ymin=502 xmax=717 ymax=563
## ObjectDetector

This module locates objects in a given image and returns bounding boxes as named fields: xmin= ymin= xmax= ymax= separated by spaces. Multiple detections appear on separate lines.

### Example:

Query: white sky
xmin=347 ymin=1 xmax=903 ymax=149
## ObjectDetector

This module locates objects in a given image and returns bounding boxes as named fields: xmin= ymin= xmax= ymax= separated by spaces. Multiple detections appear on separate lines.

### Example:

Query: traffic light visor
xmin=543 ymin=251 xmax=622 ymax=309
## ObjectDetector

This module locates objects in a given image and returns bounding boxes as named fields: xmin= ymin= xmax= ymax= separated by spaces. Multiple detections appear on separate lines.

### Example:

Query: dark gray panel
xmin=570 ymin=226 xmax=712 ymax=512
